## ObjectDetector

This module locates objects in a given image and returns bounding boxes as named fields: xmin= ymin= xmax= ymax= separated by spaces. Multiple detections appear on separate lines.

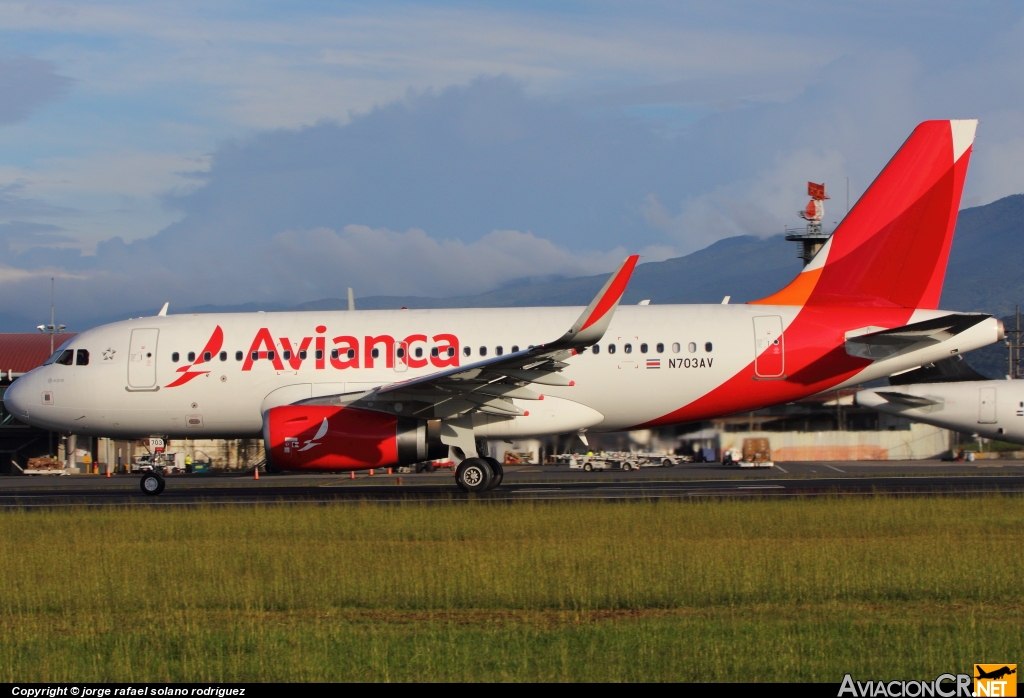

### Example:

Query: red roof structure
xmin=0 ymin=333 xmax=77 ymax=376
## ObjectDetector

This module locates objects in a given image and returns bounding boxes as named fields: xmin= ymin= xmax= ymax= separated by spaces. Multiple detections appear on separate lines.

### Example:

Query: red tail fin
xmin=754 ymin=120 xmax=976 ymax=308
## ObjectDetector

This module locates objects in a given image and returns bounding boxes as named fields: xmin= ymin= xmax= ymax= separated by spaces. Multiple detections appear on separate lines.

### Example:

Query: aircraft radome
xmin=5 ymin=120 xmax=1004 ymax=494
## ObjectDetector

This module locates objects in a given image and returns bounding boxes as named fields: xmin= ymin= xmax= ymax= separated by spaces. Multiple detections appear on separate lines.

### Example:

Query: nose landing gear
xmin=140 ymin=471 xmax=165 ymax=496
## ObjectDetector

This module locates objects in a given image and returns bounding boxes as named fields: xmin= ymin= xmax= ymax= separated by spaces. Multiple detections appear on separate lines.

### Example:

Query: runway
xmin=3 ymin=460 xmax=1024 ymax=507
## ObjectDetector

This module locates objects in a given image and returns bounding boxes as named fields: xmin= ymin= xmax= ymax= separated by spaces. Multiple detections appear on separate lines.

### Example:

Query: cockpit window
xmin=55 ymin=350 xmax=74 ymax=366
xmin=76 ymin=349 xmax=89 ymax=366
xmin=43 ymin=338 xmax=75 ymax=365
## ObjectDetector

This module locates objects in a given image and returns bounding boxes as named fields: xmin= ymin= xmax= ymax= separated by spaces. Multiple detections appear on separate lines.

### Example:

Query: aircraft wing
xmin=845 ymin=313 xmax=991 ymax=360
xmin=304 ymin=255 xmax=640 ymax=420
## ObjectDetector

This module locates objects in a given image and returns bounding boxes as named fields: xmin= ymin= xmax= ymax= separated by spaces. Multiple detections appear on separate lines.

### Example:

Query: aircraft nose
xmin=3 ymin=375 xmax=31 ymax=421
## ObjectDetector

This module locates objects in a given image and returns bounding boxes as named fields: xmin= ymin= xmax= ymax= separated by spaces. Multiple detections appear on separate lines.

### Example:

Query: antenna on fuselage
xmin=347 ymin=288 xmax=355 ymax=311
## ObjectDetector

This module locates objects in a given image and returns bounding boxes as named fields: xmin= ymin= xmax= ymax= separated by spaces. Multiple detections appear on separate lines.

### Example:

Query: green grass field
xmin=1 ymin=496 xmax=1021 ymax=682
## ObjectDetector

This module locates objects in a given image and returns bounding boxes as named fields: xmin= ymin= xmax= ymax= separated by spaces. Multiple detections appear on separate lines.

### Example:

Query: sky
xmin=3 ymin=1 xmax=1024 ymax=328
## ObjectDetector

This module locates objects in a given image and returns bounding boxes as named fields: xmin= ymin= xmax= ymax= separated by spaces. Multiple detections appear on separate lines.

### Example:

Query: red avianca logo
xmin=164 ymin=325 xmax=461 ymax=388
xmin=241 ymin=325 xmax=460 ymax=372
xmin=165 ymin=325 xmax=224 ymax=388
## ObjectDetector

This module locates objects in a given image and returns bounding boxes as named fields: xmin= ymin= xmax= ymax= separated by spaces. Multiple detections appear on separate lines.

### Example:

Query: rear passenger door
xmin=753 ymin=316 xmax=785 ymax=378
xmin=978 ymin=386 xmax=997 ymax=424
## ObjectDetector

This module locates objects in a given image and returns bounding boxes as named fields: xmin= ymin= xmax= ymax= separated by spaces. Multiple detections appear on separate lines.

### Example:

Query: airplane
xmin=4 ymin=119 xmax=1004 ymax=495
xmin=975 ymin=666 xmax=1017 ymax=681
xmin=857 ymin=377 xmax=1024 ymax=444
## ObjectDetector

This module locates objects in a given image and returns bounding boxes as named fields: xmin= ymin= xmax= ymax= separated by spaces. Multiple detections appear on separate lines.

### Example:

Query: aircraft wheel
xmin=140 ymin=472 xmax=165 ymax=496
xmin=583 ymin=462 xmax=593 ymax=472
xmin=455 ymin=458 xmax=493 ymax=493
xmin=483 ymin=457 xmax=504 ymax=489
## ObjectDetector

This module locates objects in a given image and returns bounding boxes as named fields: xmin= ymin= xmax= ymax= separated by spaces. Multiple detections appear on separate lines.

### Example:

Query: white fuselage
xmin=857 ymin=380 xmax=1024 ymax=444
xmin=5 ymin=304 xmax=1002 ymax=440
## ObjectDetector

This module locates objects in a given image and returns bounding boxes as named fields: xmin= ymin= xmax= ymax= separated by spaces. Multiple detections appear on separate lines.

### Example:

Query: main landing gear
xmin=140 ymin=471 xmax=165 ymax=496
xmin=455 ymin=456 xmax=504 ymax=493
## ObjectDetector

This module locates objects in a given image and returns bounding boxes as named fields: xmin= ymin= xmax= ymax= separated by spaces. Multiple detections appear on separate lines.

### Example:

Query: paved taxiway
xmin=2 ymin=460 xmax=1024 ymax=507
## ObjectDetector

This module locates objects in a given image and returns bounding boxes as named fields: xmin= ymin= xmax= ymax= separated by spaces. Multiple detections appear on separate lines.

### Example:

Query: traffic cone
xmin=369 ymin=468 xmax=374 ymax=476
xmin=387 ymin=467 xmax=392 ymax=475
xmin=349 ymin=471 xmax=355 ymax=480
xmin=105 ymin=469 xmax=111 ymax=479
xmin=254 ymin=467 xmax=259 ymax=480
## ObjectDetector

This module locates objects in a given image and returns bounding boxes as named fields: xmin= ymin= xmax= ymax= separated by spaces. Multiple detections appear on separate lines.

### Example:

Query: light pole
xmin=36 ymin=277 xmax=64 ymax=458
xmin=36 ymin=278 xmax=65 ymax=354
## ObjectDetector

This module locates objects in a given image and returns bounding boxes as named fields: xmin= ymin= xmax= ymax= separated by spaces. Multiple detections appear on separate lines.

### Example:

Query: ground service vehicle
xmin=4 ymin=120 xmax=1002 ymax=494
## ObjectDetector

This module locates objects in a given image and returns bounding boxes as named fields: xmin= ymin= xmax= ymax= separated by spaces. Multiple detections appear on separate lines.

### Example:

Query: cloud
xmin=0 ymin=55 xmax=72 ymax=125
xmin=263 ymin=226 xmax=626 ymax=299
xmin=0 ymin=224 xmax=626 ymax=329
xmin=0 ymin=220 xmax=73 ymax=253
xmin=5 ymin=5 xmax=1024 ymax=331
xmin=0 ymin=182 xmax=78 ymax=218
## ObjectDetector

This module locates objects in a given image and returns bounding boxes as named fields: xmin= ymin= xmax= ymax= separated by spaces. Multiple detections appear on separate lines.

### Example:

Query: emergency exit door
xmin=128 ymin=328 xmax=159 ymax=388
xmin=978 ymin=386 xmax=997 ymax=424
xmin=753 ymin=316 xmax=785 ymax=378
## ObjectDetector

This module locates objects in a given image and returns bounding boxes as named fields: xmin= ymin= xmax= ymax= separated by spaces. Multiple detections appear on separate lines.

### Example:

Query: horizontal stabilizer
xmin=874 ymin=391 xmax=941 ymax=408
xmin=845 ymin=313 xmax=990 ymax=360
xmin=888 ymin=355 xmax=990 ymax=385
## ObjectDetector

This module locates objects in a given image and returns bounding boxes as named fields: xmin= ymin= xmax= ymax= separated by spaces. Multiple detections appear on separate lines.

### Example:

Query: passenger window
xmin=688 ymin=342 xmax=696 ymax=353
xmin=203 ymin=351 xmax=212 ymax=362
xmin=56 ymin=350 xmax=73 ymax=365
xmin=251 ymin=351 xmax=259 ymax=361
xmin=371 ymin=348 xmax=380 ymax=359
xmin=672 ymin=343 xmax=680 ymax=353
xmin=463 ymin=346 xmax=471 ymax=357
xmin=496 ymin=346 xmax=504 ymax=356
xmin=347 ymin=349 xmax=355 ymax=359
xmin=316 ymin=349 xmax=324 ymax=360
xmin=235 ymin=351 xmax=243 ymax=361
xmin=219 ymin=351 xmax=227 ymax=361
xmin=299 ymin=350 xmax=307 ymax=360
xmin=76 ymin=349 xmax=89 ymax=366
xmin=511 ymin=345 xmax=519 ymax=353
xmin=331 ymin=349 xmax=339 ymax=359
xmin=188 ymin=352 xmax=196 ymax=362
xmin=480 ymin=347 xmax=487 ymax=357
xmin=640 ymin=343 xmax=648 ymax=353
xmin=656 ymin=343 xmax=664 ymax=353
xmin=608 ymin=344 xmax=616 ymax=354
xmin=283 ymin=350 xmax=291 ymax=360
xmin=705 ymin=342 xmax=713 ymax=352
xmin=396 ymin=347 xmax=405 ymax=359
xmin=447 ymin=347 xmax=455 ymax=357
xmin=172 ymin=352 xmax=180 ymax=362
xmin=267 ymin=351 xmax=275 ymax=360
xmin=592 ymin=345 xmax=600 ymax=354
xmin=624 ymin=344 xmax=632 ymax=354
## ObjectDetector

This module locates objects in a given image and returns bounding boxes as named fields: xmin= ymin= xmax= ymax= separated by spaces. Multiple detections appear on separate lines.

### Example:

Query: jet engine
xmin=263 ymin=405 xmax=448 ymax=472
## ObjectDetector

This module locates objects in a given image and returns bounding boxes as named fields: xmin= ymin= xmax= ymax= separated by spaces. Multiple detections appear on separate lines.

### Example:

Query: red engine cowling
xmin=263 ymin=405 xmax=447 ymax=472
